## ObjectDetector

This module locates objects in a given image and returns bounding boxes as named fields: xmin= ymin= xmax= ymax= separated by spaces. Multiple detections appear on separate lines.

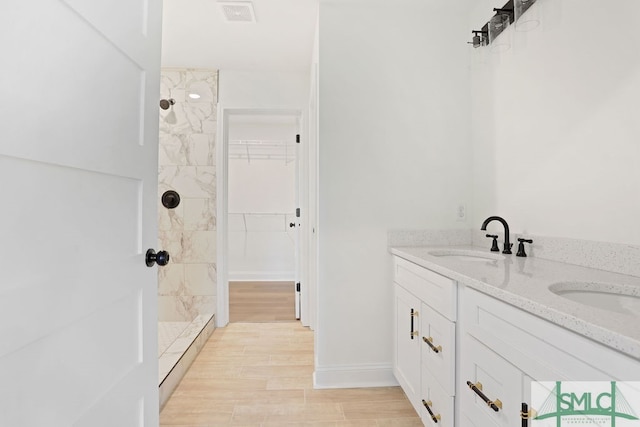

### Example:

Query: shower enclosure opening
xmin=157 ymin=68 xmax=219 ymax=408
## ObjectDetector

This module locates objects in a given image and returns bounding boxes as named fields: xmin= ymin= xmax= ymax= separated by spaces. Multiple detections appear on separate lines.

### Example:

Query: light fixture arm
xmin=492 ymin=6 xmax=514 ymax=23
xmin=469 ymin=30 xmax=489 ymax=48
xmin=493 ymin=7 xmax=513 ymax=14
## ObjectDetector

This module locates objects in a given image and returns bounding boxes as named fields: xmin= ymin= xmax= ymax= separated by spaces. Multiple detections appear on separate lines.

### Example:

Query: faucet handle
xmin=486 ymin=234 xmax=500 ymax=252
xmin=516 ymin=238 xmax=533 ymax=257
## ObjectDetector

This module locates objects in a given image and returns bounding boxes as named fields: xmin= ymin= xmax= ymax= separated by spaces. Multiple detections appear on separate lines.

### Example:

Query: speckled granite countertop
xmin=390 ymin=245 xmax=640 ymax=360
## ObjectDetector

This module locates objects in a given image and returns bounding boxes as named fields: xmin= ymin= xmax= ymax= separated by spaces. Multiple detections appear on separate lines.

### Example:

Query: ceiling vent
xmin=219 ymin=1 xmax=256 ymax=23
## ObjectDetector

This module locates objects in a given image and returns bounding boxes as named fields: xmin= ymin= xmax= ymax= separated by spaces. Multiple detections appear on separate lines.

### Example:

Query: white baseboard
xmin=229 ymin=271 xmax=295 ymax=282
xmin=313 ymin=364 xmax=399 ymax=389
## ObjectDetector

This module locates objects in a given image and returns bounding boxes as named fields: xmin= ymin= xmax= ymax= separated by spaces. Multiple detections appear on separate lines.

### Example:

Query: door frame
xmin=216 ymin=107 xmax=309 ymax=327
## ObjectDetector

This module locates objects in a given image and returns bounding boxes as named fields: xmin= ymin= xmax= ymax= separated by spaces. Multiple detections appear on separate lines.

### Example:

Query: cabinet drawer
xmin=459 ymin=334 xmax=523 ymax=427
xmin=421 ymin=366 xmax=454 ymax=427
xmin=421 ymin=302 xmax=456 ymax=396
xmin=394 ymin=257 xmax=456 ymax=321
xmin=460 ymin=287 xmax=637 ymax=381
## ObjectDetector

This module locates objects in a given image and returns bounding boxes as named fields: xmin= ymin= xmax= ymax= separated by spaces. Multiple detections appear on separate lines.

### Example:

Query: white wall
xmin=470 ymin=0 xmax=640 ymax=245
xmin=227 ymin=212 xmax=296 ymax=281
xmin=229 ymin=159 xmax=296 ymax=213
xmin=316 ymin=0 xmax=473 ymax=386
xmin=306 ymin=18 xmax=320 ymax=330
xmin=218 ymin=70 xmax=310 ymax=108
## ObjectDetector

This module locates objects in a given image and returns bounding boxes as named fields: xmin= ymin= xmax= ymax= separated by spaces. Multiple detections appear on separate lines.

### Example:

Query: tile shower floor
xmin=159 ymin=322 xmax=190 ymax=356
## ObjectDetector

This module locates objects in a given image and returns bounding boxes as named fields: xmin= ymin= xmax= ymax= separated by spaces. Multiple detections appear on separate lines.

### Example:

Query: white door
xmin=293 ymin=126 xmax=303 ymax=320
xmin=1 ymin=1 xmax=162 ymax=426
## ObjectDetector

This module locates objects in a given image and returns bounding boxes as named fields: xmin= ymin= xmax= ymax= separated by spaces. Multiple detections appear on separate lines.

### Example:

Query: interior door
xmin=0 ymin=1 xmax=162 ymax=426
xmin=294 ymin=123 xmax=302 ymax=320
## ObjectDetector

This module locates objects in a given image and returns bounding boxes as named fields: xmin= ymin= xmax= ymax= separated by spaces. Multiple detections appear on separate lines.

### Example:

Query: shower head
xmin=164 ymin=110 xmax=177 ymax=125
xmin=159 ymin=98 xmax=176 ymax=110
xmin=159 ymin=98 xmax=178 ymax=124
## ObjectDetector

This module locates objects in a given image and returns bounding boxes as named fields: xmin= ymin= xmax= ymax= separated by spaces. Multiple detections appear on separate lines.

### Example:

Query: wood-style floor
xmin=229 ymin=281 xmax=296 ymax=323
xmin=160 ymin=322 xmax=421 ymax=426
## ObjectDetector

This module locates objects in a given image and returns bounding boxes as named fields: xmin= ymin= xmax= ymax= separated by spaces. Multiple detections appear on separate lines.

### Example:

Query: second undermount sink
xmin=549 ymin=282 xmax=640 ymax=315
xmin=428 ymin=249 xmax=505 ymax=262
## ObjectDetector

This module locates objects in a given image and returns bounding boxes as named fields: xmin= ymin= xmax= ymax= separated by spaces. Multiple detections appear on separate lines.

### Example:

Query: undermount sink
xmin=549 ymin=282 xmax=640 ymax=315
xmin=428 ymin=249 xmax=505 ymax=262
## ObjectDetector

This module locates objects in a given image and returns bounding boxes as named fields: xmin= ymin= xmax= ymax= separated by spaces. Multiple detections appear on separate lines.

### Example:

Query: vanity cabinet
xmin=458 ymin=286 xmax=552 ymax=427
xmin=457 ymin=285 xmax=640 ymax=426
xmin=392 ymin=254 xmax=640 ymax=427
xmin=393 ymin=257 xmax=457 ymax=426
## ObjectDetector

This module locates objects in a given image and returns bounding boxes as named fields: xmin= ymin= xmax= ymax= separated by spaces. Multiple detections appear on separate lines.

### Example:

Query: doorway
xmin=218 ymin=109 xmax=303 ymax=324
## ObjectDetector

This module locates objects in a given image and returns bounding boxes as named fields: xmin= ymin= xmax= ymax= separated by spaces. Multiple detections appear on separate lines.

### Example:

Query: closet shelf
xmin=229 ymin=139 xmax=296 ymax=163
xmin=228 ymin=212 xmax=296 ymax=232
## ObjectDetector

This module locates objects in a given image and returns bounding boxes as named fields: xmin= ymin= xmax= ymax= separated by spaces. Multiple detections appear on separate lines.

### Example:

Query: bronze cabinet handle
xmin=422 ymin=336 xmax=442 ymax=353
xmin=410 ymin=309 xmax=418 ymax=339
xmin=521 ymin=402 xmax=536 ymax=426
xmin=422 ymin=399 xmax=442 ymax=423
xmin=467 ymin=381 xmax=502 ymax=412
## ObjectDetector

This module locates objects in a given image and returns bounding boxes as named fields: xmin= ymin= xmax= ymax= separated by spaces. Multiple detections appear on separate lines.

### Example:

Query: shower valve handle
xmin=146 ymin=249 xmax=170 ymax=267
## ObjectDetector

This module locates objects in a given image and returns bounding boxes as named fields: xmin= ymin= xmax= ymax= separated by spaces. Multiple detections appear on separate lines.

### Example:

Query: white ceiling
xmin=161 ymin=0 xmax=318 ymax=71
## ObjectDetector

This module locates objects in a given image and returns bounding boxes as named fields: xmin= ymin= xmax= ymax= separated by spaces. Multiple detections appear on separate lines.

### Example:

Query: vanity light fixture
xmin=468 ymin=0 xmax=542 ymax=48
xmin=188 ymin=93 xmax=201 ymax=99
xmin=469 ymin=29 xmax=488 ymax=48
xmin=493 ymin=6 xmax=515 ymax=22
xmin=514 ymin=0 xmax=540 ymax=31
xmin=489 ymin=12 xmax=512 ymax=52
xmin=490 ymin=5 xmax=514 ymax=50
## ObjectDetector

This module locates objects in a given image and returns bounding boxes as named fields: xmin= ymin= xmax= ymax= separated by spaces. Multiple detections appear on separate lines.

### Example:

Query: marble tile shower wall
xmin=158 ymin=69 xmax=218 ymax=322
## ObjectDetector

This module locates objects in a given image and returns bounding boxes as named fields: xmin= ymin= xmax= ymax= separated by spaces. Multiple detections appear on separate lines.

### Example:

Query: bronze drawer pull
xmin=422 ymin=336 xmax=442 ymax=353
xmin=521 ymin=402 xmax=536 ymax=426
xmin=467 ymin=381 xmax=502 ymax=412
xmin=410 ymin=309 xmax=418 ymax=340
xmin=422 ymin=399 xmax=442 ymax=423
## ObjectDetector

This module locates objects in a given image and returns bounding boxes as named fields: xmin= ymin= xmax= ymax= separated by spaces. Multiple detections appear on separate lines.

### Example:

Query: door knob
xmin=289 ymin=222 xmax=296 ymax=228
xmin=146 ymin=249 xmax=170 ymax=267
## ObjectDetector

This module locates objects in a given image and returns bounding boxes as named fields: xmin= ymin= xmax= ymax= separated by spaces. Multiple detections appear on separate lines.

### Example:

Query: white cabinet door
xmin=394 ymin=283 xmax=422 ymax=411
xmin=421 ymin=366 xmax=455 ymax=427
xmin=421 ymin=302 xmax=456 ymax=396
xmin=0 ymin=1 xmax=161 ymax=425
xmin=459 ymin=335 xmax=523 ymax=427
